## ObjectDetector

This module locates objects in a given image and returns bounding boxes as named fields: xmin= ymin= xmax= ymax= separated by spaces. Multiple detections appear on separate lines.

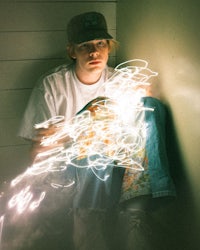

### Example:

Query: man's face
xmin=73 ymin=39 xmax=110 ymax=75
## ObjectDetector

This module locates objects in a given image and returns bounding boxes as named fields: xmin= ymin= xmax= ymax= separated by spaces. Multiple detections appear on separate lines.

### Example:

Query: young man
xmin=19 ymin=12 xmax=117 ymax=160
xmin=19 ymin=11 xmax=176 ymax=250
xmin=19 ymin=12 xmax=121 ymax=250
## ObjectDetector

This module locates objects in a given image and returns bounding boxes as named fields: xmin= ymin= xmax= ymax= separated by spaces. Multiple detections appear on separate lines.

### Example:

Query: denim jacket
xmin=143 ymin=96 xmax=176 ymax=198
xmin=72 ymin=97 xmax=176 ymax=209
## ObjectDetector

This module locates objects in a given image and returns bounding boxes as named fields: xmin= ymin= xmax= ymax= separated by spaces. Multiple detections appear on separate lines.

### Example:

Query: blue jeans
xmin=73 ymin=208 xmax=114 ymax=250
xmin=115 ymin=195 xmax=176 ymax=250
xmin=72 ymin=196 xmax=176 ymax=250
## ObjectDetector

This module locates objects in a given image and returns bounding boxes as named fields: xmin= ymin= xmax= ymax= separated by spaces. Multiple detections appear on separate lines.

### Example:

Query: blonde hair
xmin=67 ymin=39 xmax=119 ymax=61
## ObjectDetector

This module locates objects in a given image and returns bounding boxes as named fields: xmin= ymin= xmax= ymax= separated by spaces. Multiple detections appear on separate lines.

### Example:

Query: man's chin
xmin=88 ymin=63 xmax=106 ymax=71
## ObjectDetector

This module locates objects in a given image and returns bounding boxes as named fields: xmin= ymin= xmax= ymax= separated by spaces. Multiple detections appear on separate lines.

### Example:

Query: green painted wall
xmin=116 ymin=0 xmax=200 ymax=248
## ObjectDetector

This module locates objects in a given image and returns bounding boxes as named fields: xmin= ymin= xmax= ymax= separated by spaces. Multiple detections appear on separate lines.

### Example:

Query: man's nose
xmin=89 ymin=44 xmax=99 ymax=56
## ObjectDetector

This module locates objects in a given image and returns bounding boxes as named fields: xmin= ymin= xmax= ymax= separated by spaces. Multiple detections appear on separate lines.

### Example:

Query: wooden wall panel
xmin=0 ymin=145 xmax=31 ymax=183
xmin=0 ymin=2 xmax=116 ymax=31
xmin=0 ymin=29 xmax=116 ymax=61
xmin=0 ymin=59 xmax=66 ymax=90
xmin=0 ymin=89 xmax=31 ymax=119
xmin=0 ymin=31 xmax=67 ymax=60
xmin=0 ymin=118 xmax=28 ymax=147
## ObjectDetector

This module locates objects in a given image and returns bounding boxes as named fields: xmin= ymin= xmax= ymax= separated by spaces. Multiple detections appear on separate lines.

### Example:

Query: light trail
xmin=30 ymin=59 xmax=157 ymax=174
xmin=8 ymin=186 xmax=46 ymax=215
xmin=0 ymin=215 xmax=4 ymax=248
xmin=0 ymin=59 xmax=158 ymax=249
xmin=8 ymin=59 xmax=157 ymax=215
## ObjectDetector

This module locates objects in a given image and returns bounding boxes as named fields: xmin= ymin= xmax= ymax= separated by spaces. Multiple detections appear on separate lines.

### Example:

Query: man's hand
xmin=30 ymin=123 xmax=70 ymax=164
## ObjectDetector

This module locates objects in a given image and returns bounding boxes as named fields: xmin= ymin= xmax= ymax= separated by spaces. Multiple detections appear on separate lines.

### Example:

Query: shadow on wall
xmin=165 ymin=106 xmax=199 ymax=250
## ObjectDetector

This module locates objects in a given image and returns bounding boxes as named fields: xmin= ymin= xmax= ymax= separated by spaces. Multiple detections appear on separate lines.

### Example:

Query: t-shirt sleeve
xmin=18 ymin=77 xmax=57 ymax=140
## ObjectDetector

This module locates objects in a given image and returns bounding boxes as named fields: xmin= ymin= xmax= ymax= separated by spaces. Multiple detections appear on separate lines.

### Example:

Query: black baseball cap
xmin=67 ymin=12 xmax=113 ymax=44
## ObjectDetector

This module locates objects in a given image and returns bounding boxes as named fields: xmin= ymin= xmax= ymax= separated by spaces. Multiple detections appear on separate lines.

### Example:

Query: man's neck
xmin=75 ymin=67 xmax=103 ymax=85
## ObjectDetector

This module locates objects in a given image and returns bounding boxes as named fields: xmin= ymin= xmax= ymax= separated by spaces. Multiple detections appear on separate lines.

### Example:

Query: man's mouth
xmin=89 ymin=60 xmax=101 ymax=65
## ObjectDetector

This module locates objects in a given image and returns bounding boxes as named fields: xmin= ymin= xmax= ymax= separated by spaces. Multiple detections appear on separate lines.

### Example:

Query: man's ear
xmin=67 ymin=45 xmax=76 ymax=59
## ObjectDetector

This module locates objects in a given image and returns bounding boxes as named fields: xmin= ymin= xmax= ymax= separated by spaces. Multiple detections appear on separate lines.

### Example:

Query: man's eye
xmin=78 ymin=43 xmax=89 ymax=50
xmin=97 ymin=41 xmax=106 ymax=47
xmin=80 ymin=44 xmax=88 ymax=49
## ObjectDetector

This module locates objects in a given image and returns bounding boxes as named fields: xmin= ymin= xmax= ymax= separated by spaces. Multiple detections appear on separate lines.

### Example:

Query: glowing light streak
xmin=11 ymin=59 xmax=157 ymax=184
xmin=29 ymin=192 xmax=46 ymax=212
xmin=34 ymin=115 xmax=64 ymax=129
xmin=8 ymin=186 xmax=46 ymax=214
xmin=50 ymin=181 xmax=75 ymax=189
xmin=3 ymin=59 xmax=157 ymax=226
xmin=8 ymin=186 xmax=33 ymax=214
xmin=0 ymin=215 xmax=4 ymax=248
xmin=0 ymin=59 xmax=159 ymax=250
xmin=114 ymin=59 xmax=158 ymax=84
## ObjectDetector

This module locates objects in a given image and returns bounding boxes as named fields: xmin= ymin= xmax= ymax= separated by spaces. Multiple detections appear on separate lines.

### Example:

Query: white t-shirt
xmin=19 ymin=63 xmax=114 ymax=139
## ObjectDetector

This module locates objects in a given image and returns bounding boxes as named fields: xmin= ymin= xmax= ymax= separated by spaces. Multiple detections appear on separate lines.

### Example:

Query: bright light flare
xmin=8 ymin=186 xmax=46 ymax=214
xmin=0 ymin=59 xmax=159 ymax=250
xmin=6 ymin=59 xmax=157 ymax=218
xmin=0 ymin=215 xmax=4 ymax=247
xmin=24 ymin=59 xmax=157 ymax=179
